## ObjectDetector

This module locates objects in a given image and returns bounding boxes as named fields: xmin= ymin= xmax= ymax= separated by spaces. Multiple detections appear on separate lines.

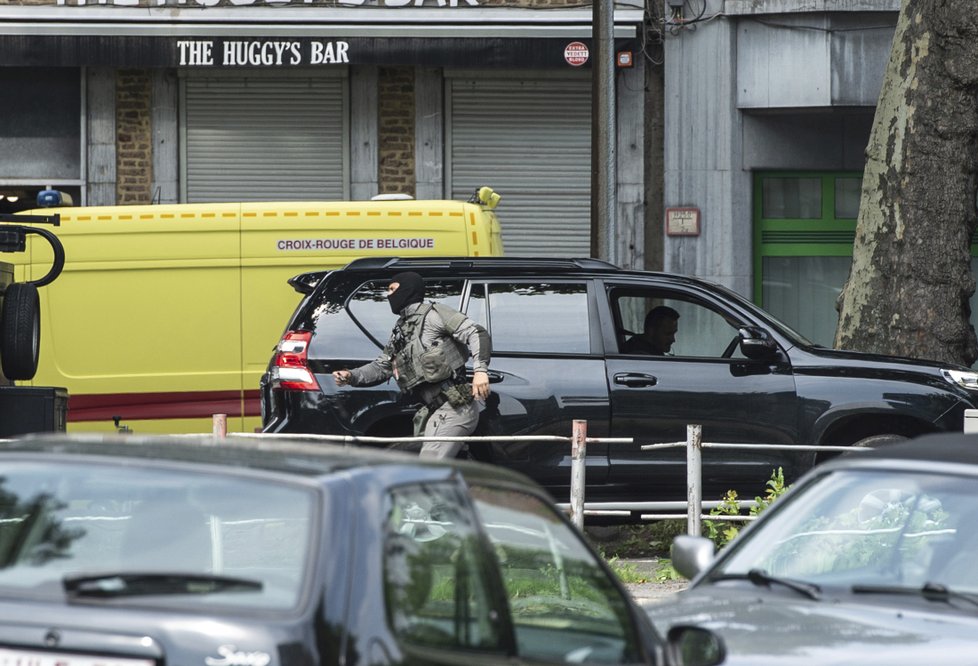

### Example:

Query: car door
xmin=379 ymin=480 xmax=658 ymax=665
xmin=462 ymin=279 xmax=610 ymax=493
xmin=601 ymin=281 xmax=802 ymax=501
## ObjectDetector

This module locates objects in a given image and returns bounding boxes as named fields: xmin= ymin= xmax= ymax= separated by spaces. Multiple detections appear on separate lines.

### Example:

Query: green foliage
xmin=654 ymin=560 xmax=683 ymax=582
xmin=604 ymin=555 xmax=647 ymax=584
xmin=703 ymin=467 xmax=789 ymax=549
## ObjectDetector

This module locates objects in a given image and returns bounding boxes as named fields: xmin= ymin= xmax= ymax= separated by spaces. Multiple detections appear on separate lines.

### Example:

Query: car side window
xmin=475 ymin=282 xmax=590 ymax=354
xmin=469 ymin=485 xmax=643 ymax=665
xmin=344 ymin=279 xmax=464 ymax=348
xmin=613 ymin=288 xmax=744 ymax=359
xmin=383 ymin=483 xmax=504 ymax=654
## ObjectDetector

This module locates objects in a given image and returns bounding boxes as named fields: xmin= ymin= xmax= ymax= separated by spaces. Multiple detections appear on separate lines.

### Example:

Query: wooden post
xmin=212 ymin=413 xmax=227 ymax=439
xmin=570 ymin=419 xmax=588 ymax=530
xmin=687 ymin=424 xmax=702 ymax=536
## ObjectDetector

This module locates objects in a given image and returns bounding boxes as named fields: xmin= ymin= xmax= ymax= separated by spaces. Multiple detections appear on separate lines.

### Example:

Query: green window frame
xmin=752 ymin=171 xmax=861 ymax=305
xmin=755 ymin=171 xmax=978 ymax=354
xmin=752 ymin=171 xmax=861 ymax=347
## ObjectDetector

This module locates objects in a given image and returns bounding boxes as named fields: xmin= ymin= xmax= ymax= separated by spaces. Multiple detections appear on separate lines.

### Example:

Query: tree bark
xmin=835 ymin=0 xmax=978 ymax=366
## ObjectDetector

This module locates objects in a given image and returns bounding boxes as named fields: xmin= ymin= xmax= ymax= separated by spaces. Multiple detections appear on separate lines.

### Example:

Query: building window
xmin=754 ymin=172 xmax=859 ymax=347
xmin=0 ymin=68 xmax=83 ymax=213
xmin=757 ymin=172 xmax=978 ymax=357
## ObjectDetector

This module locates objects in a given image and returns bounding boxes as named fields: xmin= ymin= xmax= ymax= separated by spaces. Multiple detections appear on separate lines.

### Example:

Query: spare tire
xmin=1 ymin=283 xmax=41 ymax=381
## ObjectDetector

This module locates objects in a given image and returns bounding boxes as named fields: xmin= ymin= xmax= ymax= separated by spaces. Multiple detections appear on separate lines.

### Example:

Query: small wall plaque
xmin=665 ymin=207 xmax=701 ymax=236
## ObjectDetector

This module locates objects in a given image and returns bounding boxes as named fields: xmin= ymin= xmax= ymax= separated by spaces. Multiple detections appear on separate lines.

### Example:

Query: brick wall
xmin=116 ymin=70 xmax=153 ymax=205
xmin=378 ymin=66 xmax=415 ymax=197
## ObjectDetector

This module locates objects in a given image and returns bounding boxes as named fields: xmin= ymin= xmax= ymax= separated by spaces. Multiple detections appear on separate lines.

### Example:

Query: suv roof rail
xmin=343 ymin=256 xmax=622 ymax=271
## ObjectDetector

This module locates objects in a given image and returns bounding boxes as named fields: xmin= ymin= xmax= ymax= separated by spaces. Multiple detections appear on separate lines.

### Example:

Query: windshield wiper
xmin=852 ymin=582 xmax=978 ymax=609
xmin=713 ymin=569 xmax=822 ymax=600
xmin=63 ymin=572 xmax=263 ymax=598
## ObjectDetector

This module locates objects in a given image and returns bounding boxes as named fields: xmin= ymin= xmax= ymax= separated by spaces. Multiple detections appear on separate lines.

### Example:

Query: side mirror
xmin=671 ymin=535 xmax=715 ymax=580
xmin=738 ymin=326 xmax=778 ymax=361
xmin=666 ymin=625 xmax=726 ymax=666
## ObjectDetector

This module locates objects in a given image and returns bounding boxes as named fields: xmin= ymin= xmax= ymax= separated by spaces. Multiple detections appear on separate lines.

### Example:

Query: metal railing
xmin=210 ymin=415 xmax=859 ymax=534
xmin=215 ymin=415 xmax=632 ymax=529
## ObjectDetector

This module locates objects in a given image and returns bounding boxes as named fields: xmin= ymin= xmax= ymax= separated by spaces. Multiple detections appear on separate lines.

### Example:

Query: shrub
xmin=703 ymin=467 xmax=789 ymax=549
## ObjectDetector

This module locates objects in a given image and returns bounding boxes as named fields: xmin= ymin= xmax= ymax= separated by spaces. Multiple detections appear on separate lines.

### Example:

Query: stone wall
xmin=116 ymin=69 xmax=153 ymax=205
xmin=378 ymin=66 xmax=415 ymax=197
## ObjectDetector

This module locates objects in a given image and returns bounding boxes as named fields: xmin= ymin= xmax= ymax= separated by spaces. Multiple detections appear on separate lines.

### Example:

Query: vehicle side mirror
xmin=666 ymin=625 xmax=726 ymax=666
xmin=671 ymin=535 xmax=715 ymax=580
xmin=738 ymin=326 xmax=778 ymax=361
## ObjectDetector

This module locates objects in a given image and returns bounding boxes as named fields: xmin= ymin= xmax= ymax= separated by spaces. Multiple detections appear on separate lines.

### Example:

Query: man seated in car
xmin=622 ymin=306 xmax=680 ymax=355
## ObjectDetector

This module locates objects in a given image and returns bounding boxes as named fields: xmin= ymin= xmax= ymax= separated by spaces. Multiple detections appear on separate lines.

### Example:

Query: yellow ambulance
xmin=8 ymin=188 xmax=503 ymax=434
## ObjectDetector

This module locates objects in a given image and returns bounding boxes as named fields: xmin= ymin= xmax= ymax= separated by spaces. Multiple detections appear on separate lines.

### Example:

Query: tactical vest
xmin=391 ymin=302 xmax=469 ymax=392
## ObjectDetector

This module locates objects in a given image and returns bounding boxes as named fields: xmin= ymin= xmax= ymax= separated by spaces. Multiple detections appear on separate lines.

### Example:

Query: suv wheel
xmin=1 ymin=283 xmax=41 ymax=381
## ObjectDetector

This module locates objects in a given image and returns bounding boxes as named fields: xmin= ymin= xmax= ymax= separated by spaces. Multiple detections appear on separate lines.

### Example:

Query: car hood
xmin=798 ymin=344 xmax=958 ymax=373
xmin=643 ymin=586 xmax=978 ymax=665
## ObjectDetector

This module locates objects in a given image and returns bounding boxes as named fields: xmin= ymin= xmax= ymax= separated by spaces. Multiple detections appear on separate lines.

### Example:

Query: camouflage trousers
xmin=413 ymin=400 xmax=479 ymax=459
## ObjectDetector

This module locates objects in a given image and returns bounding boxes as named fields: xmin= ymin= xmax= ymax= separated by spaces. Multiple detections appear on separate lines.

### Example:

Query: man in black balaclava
xmin=386 ymin=271 xmax=426 ymax=314
xmin=332 ymin=271 xmax=492 ymax=459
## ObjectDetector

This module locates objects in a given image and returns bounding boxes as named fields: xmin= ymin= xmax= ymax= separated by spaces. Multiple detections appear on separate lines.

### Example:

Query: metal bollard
xmin=570 ymin=419 xmax=587 ymax=530
xmin=212 ymin=413 xmax=228 ymax=439
xmin=686 ymin=424 xmax=702 ymax=536
xmin=966 ymin=409 xmax=978 ymax=433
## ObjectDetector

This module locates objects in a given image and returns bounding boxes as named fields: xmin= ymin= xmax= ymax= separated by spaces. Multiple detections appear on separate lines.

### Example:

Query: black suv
xmin=260 ymin=257 xmax=978 ymax=503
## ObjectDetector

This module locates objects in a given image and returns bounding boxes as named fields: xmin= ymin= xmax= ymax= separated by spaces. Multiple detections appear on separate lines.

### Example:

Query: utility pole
xmin=590 ymin=0 xmax=617 ymax=265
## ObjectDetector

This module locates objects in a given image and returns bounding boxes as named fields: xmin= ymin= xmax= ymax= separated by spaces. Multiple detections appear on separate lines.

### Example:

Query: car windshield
xmin=711 ymin=469 xmax=978 ymax=594
xmin=0 ymin=461 xmax=315 ymax=611
xmin=708 ymin=281 xmax=816 ymax=347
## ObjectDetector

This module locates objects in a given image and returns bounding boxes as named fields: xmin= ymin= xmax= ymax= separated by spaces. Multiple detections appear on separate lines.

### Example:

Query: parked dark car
xmin=646 ymin=433 xmax=978 ymax=664
xmin=260 ymin=257 xmax=978 ymax=504
xmin=0 ymin=433 xmax=722 ymax=666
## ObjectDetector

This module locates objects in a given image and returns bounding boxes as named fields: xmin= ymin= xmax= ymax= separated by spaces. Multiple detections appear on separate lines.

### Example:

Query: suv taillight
xmin=271 ymin=331 xmax=319 ymax=391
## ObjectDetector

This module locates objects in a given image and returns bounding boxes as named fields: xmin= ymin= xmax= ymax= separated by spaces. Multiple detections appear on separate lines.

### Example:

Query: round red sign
xmin=564 ymin=41 xmax=589 ymax=67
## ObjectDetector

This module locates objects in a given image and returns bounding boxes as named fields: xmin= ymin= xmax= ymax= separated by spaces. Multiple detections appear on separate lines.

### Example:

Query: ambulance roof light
xmin=469 ymin=186 xmax=500 ymax=210
xmin=37 ymin=190 xmax=74 ymax=208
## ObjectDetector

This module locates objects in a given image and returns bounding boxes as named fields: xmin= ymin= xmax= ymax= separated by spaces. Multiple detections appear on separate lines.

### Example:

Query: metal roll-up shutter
xmin=448 ymin=76 xmax=591 ymax=257
xmin=183 ymin=73 xmax=347 ymax=202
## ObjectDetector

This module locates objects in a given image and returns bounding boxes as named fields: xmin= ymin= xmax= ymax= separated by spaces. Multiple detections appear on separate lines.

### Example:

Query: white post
xmin=212 ymin=413 xmax=227 ymax=438
xmin=570 ymin=419 xmax=587 ymax=530
xmin=687 ymin=424 xmax=702 ymax=536
xmin=965 ymin=409 xmax=978 ymax=433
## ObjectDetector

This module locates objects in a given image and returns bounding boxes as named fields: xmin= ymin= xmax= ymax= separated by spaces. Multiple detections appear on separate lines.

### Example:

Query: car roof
xmin=335 ymin=256 xmax=732 ymax=292
xmin=849 ymin=433 xmax=978 ymax=467
xmin=0 ymin=433 xmax=537 ymax=487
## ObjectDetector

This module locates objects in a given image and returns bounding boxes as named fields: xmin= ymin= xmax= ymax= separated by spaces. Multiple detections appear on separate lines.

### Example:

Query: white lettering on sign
xmin=223 ymin=40 xmax=302 ymax=65
xmin=58 ymin=0 xmax=478 ymax=7
xmin=178 ymin=40 xmax=214 ymax=65
xmin=276 ymin=238 xmax=436 ymax=251
xmin=176 ymin=40 xmax=348 ymax=66
xmin=309 ymin=40 xmax=349 ymax=64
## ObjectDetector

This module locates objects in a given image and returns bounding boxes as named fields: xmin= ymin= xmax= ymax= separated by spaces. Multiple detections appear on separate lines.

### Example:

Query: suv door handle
xmin=467 ymin=370 xmax=504 ymax=383
xmin=614 ymin=373 xmax=658 ymax=388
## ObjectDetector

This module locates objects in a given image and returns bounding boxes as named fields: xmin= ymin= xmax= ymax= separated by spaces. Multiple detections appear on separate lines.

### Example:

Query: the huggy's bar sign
xmin=179 ymin=39 xmax=350 ymax=65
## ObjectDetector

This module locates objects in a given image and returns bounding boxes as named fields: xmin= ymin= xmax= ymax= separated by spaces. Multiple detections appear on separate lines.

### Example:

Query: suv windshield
xmin=0 ymin=461 xmax=314 ymax=611
xmin=710 ymin=281 xmax=815 ymax=347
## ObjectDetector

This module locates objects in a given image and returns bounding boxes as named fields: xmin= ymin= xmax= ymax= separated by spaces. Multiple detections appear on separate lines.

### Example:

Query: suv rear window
xmin=348 ymin=279 xmax=464 ymax=346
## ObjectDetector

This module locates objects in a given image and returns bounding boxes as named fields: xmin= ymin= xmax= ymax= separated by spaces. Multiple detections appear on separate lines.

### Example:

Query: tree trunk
xmin=835 ymin=0 xmax=978 ymax=366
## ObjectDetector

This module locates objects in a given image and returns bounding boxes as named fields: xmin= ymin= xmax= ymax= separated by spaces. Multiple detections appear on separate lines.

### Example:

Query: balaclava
xmin=388 ymin=272 xmax=426 ymax=314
